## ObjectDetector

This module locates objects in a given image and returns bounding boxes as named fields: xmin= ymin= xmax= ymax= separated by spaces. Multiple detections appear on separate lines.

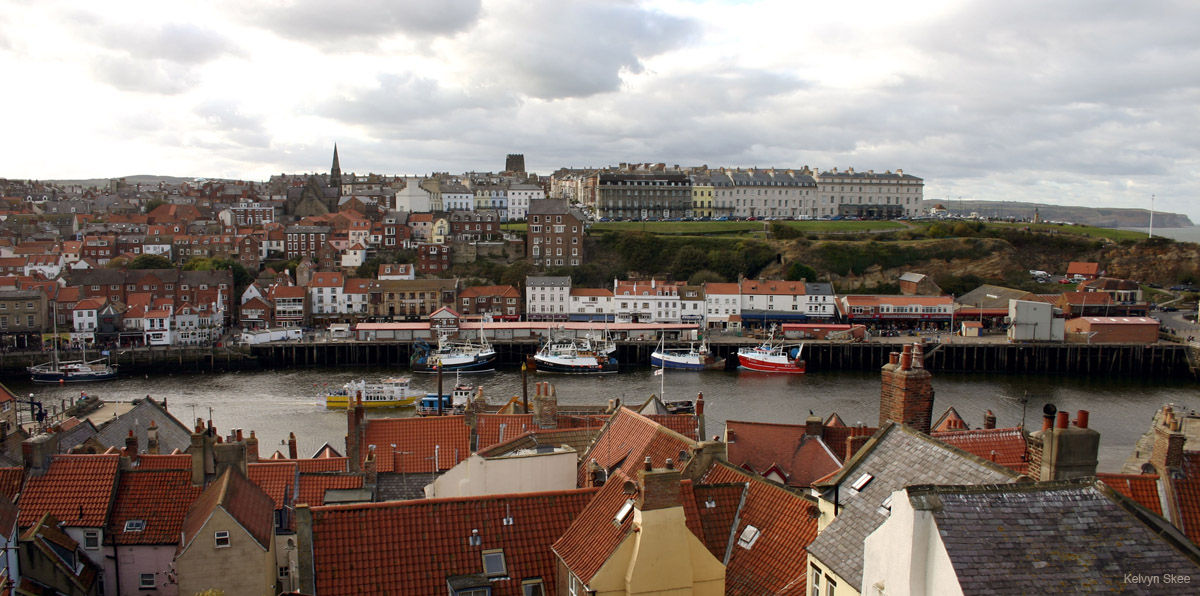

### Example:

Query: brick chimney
xmin=878 ymin=343 xmax=934 ymax=434
xmin=534 ymin=382 xmax=558 ymax=429
xmin=246 ymin=430 xmax=259 ymax=463
xmin=1151 ymin=405 xmax=1186 ymax=472
xmin=696 ymin=393 xmax=705 ymax=440
xmin=124 ymin=430 xmax=138 ymax=460
xmin=288 ymin=432 xmax=299 ymax=460
xmin=805 ymin=413 xmax=823 ymax=437
xmin=347 ymin=389 xmax=365 ymax=472
xmin=1028 ymin=405 xmax=1099 ymax=481
xmin=22 ymin=433 xmax=60 ymax=477
xmin=983 ymin=410 xmax=997 ymax=430
xmin=636 ymin=458 xmax=682 ymax=512
xmin=363 ymin=445 xmax=377 ymax=487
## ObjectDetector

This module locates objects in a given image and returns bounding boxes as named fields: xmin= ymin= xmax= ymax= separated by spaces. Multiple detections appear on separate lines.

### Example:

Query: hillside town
xmin=0 ymin=151 xmax=1195 ymax=595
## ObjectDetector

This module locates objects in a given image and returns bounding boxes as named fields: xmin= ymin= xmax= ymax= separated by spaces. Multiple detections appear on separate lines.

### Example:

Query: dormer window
xmin=124 ymin=519 xmax=146 ymax=532
xmin=215 ymin=530 xmax=230 ymax=548
xmin=482 ymin=549 xmax=507 ymax=578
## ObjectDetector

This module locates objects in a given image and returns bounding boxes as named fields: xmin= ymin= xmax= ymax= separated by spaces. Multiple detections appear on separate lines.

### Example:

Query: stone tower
xmin=505 ymin=153 xmax=526 ymax=175
xmin=330 ymin=144 xmax=342 ymax=197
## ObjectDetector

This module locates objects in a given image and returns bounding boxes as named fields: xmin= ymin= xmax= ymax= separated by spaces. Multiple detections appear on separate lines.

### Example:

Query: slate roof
xmin=106 ymin=469 xmax=202 ymax=545
xmin=92 ymin=397 xmax=192 ymax=454
xmin=701 ymin=461 xmax=819 ymax=596
xmin=180 ymin=468 xmax=274 ymax=553
xmin=725 ymin=420 xmax=842 ymax=488
xmin=911 ymin=480 xmax=1200 ymax=594
xmin=17 ymin=453 xmax=120 ymax=529
xmin=931 ymin=427 xmax=1030 ymax=475
xmin=807 ymin=423 xmax=1020 ymax=591
xmin=1096 ymin=473 xmax=1162 ymax=515
xmin=476 ymin=427 xmax=605 ymax=462
xmin=359 ymin=416 xmax=470 ymax=473
xmin=576 ymin=407 xmax=699 ymax=488
xmin=310 ymin=488 xmax=597 ymax=596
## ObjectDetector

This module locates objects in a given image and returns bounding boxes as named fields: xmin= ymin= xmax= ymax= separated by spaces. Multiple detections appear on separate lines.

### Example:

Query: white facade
xmin=569 ymin=290 xmax=614 ymax=321
xmin=859 ymin=489 xmax=964 ymax=596
xmin=613 ymin=279 xmax=682 ymax=324
xmin=1007 ymin=299 xmax=1065 ymax=341
xmin=393 ymin=176 xmax=432 ymax=212
xmin=703 ymin=284 xmax=742 ymax=328
xmin=506 ymin=183 xmax=545 ymax=221
xmin=442 ymin=189 xmax=474 ymax=211
xmin=424 ymin=449 xmax=577 ymax=499
xmin=815 ymin=167 xmax=924 ymax=217
xmin=526 ymin=276 xmax=571 ymax=321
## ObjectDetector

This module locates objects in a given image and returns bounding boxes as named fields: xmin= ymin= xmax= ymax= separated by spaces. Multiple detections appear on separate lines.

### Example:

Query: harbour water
xmin=10 ymin=367 xmax=1198 ymax=473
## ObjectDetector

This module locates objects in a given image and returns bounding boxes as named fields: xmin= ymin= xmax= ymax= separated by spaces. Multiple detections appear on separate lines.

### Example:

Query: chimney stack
xmin=1028 ymin=405 xmax=1100 ymax=481
xmin=636 ymin=463 xmax=682 ymax=512
xmin=1151 ymin=405 xmax=1186 ymax=472
xmin=805 ymin=413 xmax=823 ymax=437
xmin=288 ymin=432 xmax=299 ymax=460
xmin=124 ymin=430 xmax=138 ymax=458
xmin=246 ymin=430 xmax=259 ymax=463
xmin=879 ymin=343 xmax=935 ymax=434
xmin=147 ymin=421 xmax=160 ymax=454
xmin=363 ymin=445 xmax=378 ymax=487
xmin=983 ymin=410 xmax=997 ymax=430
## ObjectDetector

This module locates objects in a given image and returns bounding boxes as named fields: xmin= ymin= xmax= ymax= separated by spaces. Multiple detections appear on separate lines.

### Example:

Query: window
xmin=84 ymin=530 xmax=100 ymax=549
xmin=124 ymin=519 xmax=146 ymax=532
xmin=455 ymin=589 xmax=489 ymax=596
xmin=482 ymin=549 xmax=507 ymax=577
xmin=812 ymin=565 xmax=823 ymax=596
xmin=827 ymin=577 xmax=837 ymax=596
xmin=522 ymin=579 xmax=546 ymax=596
xmin=215 ymin=530 xmax=230 ymax=547
xmin=140 ymin=573 xmax=155 ymax=588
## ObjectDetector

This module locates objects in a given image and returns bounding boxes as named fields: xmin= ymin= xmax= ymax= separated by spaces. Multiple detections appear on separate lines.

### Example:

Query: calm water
xmin=1121 ymin=226 xmax=1200 ymax=243
xmin=9 ymin=367 xmax=1198 ymax=472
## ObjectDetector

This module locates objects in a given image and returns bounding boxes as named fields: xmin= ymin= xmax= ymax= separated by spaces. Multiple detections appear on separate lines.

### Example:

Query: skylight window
xmin=124 ymin=520 xmax=146 ymax=532
xmin=614 ymin=499 xmax=635 ymax=525
xmin=482 ymin=549 xmax=507 ymax=578
xmin=851 ymin=473 xmax=874 ymax=492
xmin=737 ymin=525 xmax=762 ymax=550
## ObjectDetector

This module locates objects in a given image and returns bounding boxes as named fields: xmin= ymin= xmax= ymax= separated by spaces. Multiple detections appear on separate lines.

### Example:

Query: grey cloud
xmin=66 ymin=13 xmax=241 ymax=64
xmin=239 ymin=0 xmax=482 ymax=48
xmin=469 ymin=0 xmax=699 ymax=99
xmin=194 ymin=101 xmax=271 ymax=149
xmin=320 ymin=72 xmax=520 ymax=130
xmin=90 ymin=56 xmax=198 ymax=95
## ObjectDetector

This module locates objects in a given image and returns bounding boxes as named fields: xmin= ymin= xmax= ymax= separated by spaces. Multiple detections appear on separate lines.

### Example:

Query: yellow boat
xmin=322 ymin=378 xmax=422 ymax=408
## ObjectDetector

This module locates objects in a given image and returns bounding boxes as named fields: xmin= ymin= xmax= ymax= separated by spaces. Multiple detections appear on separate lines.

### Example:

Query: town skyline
xmin=2 ymin=1 xmax=1198 ymax=220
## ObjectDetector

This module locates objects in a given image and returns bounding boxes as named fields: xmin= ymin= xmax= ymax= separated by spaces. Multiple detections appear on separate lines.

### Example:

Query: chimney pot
xmin=644 ymin=456 xmax=652 ymax=471
xmin=1056 ymin=411 xmax=1069 ymax=429
xmin=1075 ymin=410 xmax=1089 ymax=429
xmin=665 ymin=458 xmax=674 ymax=470
xmin=984 ymin=410 xmax=997 ymax=430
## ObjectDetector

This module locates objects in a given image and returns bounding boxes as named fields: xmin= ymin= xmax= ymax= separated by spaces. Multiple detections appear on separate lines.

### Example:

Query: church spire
xmin=330 ymin=144 xmax=342 ymax=196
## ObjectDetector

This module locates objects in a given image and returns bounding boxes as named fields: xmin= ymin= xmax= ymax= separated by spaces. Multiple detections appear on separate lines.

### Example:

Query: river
xmin=8 ymin=367 xmax=1198 ymax=473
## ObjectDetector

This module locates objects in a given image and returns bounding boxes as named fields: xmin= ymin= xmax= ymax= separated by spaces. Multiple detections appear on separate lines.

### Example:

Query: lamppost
xmin=1149 ymin=194 xmax=1155 ymax=239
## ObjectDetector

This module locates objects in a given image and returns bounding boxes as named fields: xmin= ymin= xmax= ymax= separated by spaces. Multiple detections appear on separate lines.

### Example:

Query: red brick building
xmin=526 ymin=199 xmax=585 ymax=267
xmin=457 ymin=285 xmax=521 ymax=321
xmin=416 ymin=243 xmax=452 ymax=274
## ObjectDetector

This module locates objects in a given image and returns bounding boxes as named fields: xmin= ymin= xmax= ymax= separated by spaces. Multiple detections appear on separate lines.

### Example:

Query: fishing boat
xmin=410 ymin=330 xmax=497 ymax=373
xmin=650 ymin=337 xmax=725 ymax=370
xmin=737 ymin=334 xmax=806 ymax=374
xmin=527 ymin=331 xmax=618 ymax=374
xmin=415 ymin=382 xmax=477 ymax=416
xmin=322 ymin=378 xmax=422 ymax=408
xmin=29 ymin=319 xmax=118 ymax=383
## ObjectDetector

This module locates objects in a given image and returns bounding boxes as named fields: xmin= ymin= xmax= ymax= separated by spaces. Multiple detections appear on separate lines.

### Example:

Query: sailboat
xmin=28 ymin=306 xmax=118 ymax=383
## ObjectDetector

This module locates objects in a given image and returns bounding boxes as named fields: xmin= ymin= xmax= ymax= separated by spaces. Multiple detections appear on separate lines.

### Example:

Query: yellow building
xmin=691 ymin=179 xmax=714 ymax=218
xmin=175 ymin=468 xmax=278 ymax=596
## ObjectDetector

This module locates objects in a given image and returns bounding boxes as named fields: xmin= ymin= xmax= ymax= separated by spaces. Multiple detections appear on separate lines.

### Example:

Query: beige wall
xmin=808 ymin=556 xmax=860 ymax=596
xmin=425 ymin=450 xmax=576 ymax=498
xmin=589 ymin=507 xmax=724 ymax=596
xmin=175 ymin=509 xmax=276 ymax=596
xmin=860 ymin=489 xmax=963 ymax=596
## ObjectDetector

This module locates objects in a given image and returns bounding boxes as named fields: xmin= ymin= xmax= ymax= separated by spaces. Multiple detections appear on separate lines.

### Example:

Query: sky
xmin=1 ymin=0 xmax=1198 ymax=220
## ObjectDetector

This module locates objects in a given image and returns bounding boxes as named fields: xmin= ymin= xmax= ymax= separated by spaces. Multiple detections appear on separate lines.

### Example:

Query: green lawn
xmin=589 ymin=221 xmax=762 ymax=234
xmin=776 ymin=220 xmax=906 ymax=233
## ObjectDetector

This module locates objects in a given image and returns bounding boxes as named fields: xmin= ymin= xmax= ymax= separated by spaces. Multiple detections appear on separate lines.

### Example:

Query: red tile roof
xmin=931 ymin=427 xmax=1029 ymax=475
xmin=360 ymin=416 xmax=470 ymax=473
xmin=310 ymin=488 xmax=597 ymax=595
xmin=646 ymin=414 xmax=700 ymax=440
xmin=725 ymin=420 xmax=842 ymax=488
xmin=134 ymin=454 xmax=192 ymax=470
xmin=476 ymin=414 xmax=535 ymax=451
xmin=297 ymin=473 xmax=364 ymax=508
xmin=1097 ymin=473 xmax=1162 ymax=515
xmin=107 ymin=469 xmax=202 ymax=545
xmin=552 ymin=469 xmax=639 ymax=584
xmin=0 ymin=467 xmax=23 ymax=501
xmin=267 ymin=457 xmax=348 ymax=473
xmin=17 ymin=454 xmax=120 ymax=529
xmin=0 ymin=493 xmax=16 ymax=535
xmin=180 ymin=469 xmax=275 ymax=553
xmin=248 ymin=463 xmax=298 ymax=511
xmin=701 ymin=462 xmax=819 ymax=596
xmin=577 ymin=408 xmax=698 ymax=488
xmin=687 ymin=481 xmax=749 ymax=560
xmin=1173 ymin=478 xmax=1200 ymax=545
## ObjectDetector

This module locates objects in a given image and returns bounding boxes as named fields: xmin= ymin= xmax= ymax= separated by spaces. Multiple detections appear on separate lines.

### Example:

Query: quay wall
xmin=0 ymin=341 xmax=1193 ymax=379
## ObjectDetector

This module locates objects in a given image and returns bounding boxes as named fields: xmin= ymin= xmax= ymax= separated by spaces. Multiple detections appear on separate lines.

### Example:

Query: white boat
xmin=410 ymin=329 xmax=497 ymax=373
xmin=29 ymin=309 xmax=117 ymax=383
xmin=322 ymin=378 xmax=422 ymax=408
xmin=528 ymin=331 xmax=618 ymax=374
xmin=651 ymin=338 xmax=725 ymax=370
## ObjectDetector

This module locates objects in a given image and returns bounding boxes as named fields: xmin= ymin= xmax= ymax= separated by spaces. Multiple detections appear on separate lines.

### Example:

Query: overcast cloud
xmin=0 ymin=0 xmax=1197 ymax=220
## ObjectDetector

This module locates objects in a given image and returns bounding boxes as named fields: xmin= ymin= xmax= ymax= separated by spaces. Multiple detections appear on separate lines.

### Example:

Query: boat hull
xmin=651 ymin=351 xmax=725 ymax=370
xmin=324 ymin=395 xmax=419 ymax=408
xmin=30 ymin=370 xmax=118 ymax=383
xmin=411 ymin=351 xmax=497 ymax=373
xmin=529 ymin=355 xmax=619 ymax=374
xmin=737 ymin=353 xmax=806 ymax=374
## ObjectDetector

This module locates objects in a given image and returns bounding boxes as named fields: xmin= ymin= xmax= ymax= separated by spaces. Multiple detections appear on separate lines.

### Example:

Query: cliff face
xmin=1103 ymin=243 xmax=1200 ymax=282
xmin=921 ymin=200 xmax=1194 ymax=229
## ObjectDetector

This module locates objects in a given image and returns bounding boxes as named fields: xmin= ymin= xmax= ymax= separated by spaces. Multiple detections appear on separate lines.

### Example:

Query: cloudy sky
xmin=2 ymin=0 xmax=1198 ymax=219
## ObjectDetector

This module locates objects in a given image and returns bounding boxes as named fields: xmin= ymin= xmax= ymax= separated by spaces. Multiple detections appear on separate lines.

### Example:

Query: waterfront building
xmin=307 ymin=272 xmax=346 ymax=324
xmin=526 ymin=276 xmax=570 ymax=322
xmin=0 ymin=289 xmax=49 ymax=346
xmin=366 ymin=278 xmax=456 ymax=321
xmin=613 ymin=278 xmax=683 ymax=324
xmin=526 ymin=199 xmax=585 ymax=267
xmin=458 ymin=284 xmax=521 ymax=321
xmin=837 ymin=295 xmax=953 ymax=329
xmin=739 ymin=279 xmax=836 ymax=327
xmin=702 ymin=282 xmax=741 ymax=330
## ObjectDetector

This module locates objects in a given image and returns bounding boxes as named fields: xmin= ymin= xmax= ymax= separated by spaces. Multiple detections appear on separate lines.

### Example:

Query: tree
xmin=688 ymin=269 xmax=725 ymax=285
xmin=785 ymin=262 xmax=819 ymax=282
xmin=128 ymin=254 xmax=174 ymax=269
xmin=144 ymin=198 xmax=167 ymax=214
xmin=499 ymin=260 xmax=537 ymax=289
xmin=668 ymin=245 xmax=709 ymax=281
xmin=105 ymin=256 xmax=130 ymax=269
